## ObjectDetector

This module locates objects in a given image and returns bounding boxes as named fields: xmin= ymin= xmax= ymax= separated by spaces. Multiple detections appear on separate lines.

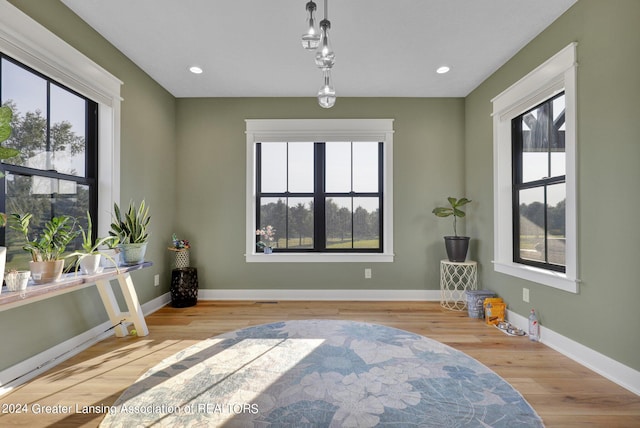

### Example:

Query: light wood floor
xmin=1 ymin=301 xmax=639 ymax=427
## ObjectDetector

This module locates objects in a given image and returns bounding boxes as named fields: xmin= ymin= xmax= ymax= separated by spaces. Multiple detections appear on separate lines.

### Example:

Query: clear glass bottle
xmin=528 ymin=309 xmax=540 ymax=342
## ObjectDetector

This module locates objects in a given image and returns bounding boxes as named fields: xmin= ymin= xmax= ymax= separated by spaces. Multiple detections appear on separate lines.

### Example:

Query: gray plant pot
xmin=444 ymin=236 xmax=470 ymax=262
xmin=118 ymin=242 xmax=148 ymax=266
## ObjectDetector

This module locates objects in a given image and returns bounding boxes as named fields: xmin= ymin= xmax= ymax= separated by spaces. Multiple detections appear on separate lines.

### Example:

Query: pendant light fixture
xmin=301 ymin=0 xmax=337 ymax=108
xmin=314 ymin=1 xmax=335 ymax=70
xmin=301 ymin=1 xmax=320 ymax=50
xmin=317 ymin=69 xmax=336 ymax=108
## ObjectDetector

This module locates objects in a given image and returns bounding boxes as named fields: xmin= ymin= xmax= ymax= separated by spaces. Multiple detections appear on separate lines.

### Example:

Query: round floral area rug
xmin=101 ymin=320 xmax=544 ymax=427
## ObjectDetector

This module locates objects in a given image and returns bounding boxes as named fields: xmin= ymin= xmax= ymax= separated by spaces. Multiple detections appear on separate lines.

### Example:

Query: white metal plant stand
xmin=440 ymin=260 xmax=477 ymax=311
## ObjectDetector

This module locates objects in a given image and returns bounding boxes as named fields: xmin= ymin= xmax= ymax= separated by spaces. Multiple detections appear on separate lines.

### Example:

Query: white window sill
xmin=493 ymin=261 xmax=579 ymax=293
xmin=246 ymin=253 xmax=395 ymax=263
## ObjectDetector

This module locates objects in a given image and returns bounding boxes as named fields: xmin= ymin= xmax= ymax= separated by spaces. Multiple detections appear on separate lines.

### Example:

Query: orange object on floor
xmin=484 ymin=297 xmax=506 ymax=325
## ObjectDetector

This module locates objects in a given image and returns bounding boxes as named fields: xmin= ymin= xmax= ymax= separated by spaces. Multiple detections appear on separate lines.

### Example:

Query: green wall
xmin=175 ymin=97 xmax=465 ymax=291
xmin=2 ymin=0 xmax=638 ymax=379
xmin=465 ymin=0 xmax=640 ymax=371
xmin=0 ymin=1 xmax=176 ymax=371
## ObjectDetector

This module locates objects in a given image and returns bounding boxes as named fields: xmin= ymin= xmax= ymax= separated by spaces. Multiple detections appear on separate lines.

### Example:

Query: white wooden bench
xmin=0 ymin=262 xmax=152 ymax=337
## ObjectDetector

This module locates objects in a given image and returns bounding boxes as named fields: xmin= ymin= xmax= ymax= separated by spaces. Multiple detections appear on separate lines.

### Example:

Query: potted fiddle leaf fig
xmin=109 ymin=200 xmax=151 ymax=266
xmin=432 ymin=197 xmax=472 ymax=262
xmin=67 ymin=211 xmax=118 ymax=275
xmin=9 ymin=213 xmax=79 ymax=284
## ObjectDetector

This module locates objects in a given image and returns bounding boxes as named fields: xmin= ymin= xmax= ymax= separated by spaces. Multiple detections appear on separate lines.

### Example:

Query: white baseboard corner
xmin=507 ymin=309 xmax=640 ymax=396
xmin=0 ymin=292 xmax=171 ymax=397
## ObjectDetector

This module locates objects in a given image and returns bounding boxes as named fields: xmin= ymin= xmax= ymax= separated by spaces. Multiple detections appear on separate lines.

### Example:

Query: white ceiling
xmin=61 ymin=0 xmax=577 ymax=98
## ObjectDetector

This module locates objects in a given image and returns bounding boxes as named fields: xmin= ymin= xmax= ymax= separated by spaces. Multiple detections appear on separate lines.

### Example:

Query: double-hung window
xmin=1 ymin=55 xmax=98 ymax=268
xmin=246 ymin=119 xmax=394 ymax=263
xmin=512 ymin=93 xmax=566 ymax=272
xmin=1 ymin=1 xmax=122 ymax=271
xmin=257 ymin=141 xmax=383 ymax=252
xmin=492 ymin=43 xmax=578 ymax=292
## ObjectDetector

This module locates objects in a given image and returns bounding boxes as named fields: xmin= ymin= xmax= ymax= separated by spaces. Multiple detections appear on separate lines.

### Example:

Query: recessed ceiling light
xmin=189 ymin=66 xmax=203 ymax=74
xmin=436 ymin=66 xmax=450 ymax=74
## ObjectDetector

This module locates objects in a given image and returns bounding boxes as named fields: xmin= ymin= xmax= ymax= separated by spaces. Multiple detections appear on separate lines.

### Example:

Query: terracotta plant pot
xmin=29 ymin=260 xmax=65 ymax=284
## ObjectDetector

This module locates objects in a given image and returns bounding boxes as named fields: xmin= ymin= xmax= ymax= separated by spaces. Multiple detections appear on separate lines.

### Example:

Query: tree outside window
xmin=1 ymin=55 xmax=97 ymax=270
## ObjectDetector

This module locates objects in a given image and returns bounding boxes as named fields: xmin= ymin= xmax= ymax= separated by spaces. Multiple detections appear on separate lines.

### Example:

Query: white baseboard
xmin=507 ymin=309 xmax=640 ymax=396
xmin=198 ymin=289 xmax=442 ymax=301
xmin=0 ymin=292 xmax=171 ymax=396
xmin=141 ymin=291 xmax=172 ymax=314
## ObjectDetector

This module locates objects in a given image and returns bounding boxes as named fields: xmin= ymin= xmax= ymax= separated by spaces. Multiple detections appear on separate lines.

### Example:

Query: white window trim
xmin=491 ymin=43 xmax=579 ymax=293
xmin=245 ymin=119 xmax=394 ymax=263
xmin=0 ymin=0 xmax=122 ymax=236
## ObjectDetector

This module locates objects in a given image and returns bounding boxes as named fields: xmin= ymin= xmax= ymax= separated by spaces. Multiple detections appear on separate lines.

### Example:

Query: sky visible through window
xmin=261 ymin=141 xmax=380 ymax=212
xmin=1 ymin=57 xmax=86 ymax=176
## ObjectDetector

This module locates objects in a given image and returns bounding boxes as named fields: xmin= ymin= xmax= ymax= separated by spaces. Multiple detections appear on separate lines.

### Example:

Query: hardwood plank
xmin=1 ymin=301 xmax=638 ymax=427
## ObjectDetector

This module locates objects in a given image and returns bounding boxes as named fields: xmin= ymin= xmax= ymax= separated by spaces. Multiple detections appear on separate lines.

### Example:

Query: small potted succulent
xmin=9 ymin=213 xmax=79 ymax=284
xmin=168 ymin=233 xmax=191 ymax=268
xmin=4 ymin=268 xmax=30 ymax=292
xmin=432 ymin=197 xmax=472 ymax=262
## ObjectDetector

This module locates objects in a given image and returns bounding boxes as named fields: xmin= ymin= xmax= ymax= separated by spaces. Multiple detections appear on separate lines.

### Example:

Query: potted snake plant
xmin=109 ymin=200 xmax=151 ymax=266
xmin=9 ymin=213 xmax=78 ymax=284
xmin=432 ymin=197 xmax=472 ymax=262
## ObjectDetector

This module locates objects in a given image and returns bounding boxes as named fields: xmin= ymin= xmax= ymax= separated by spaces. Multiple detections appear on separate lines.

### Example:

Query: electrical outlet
xmin=364 ymin=268 xmax=372 ymax=279
xmin=154 ymin=274 xmax=160 ymax=287
xmin=523 ymin=287 xmax=529 ymax=303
